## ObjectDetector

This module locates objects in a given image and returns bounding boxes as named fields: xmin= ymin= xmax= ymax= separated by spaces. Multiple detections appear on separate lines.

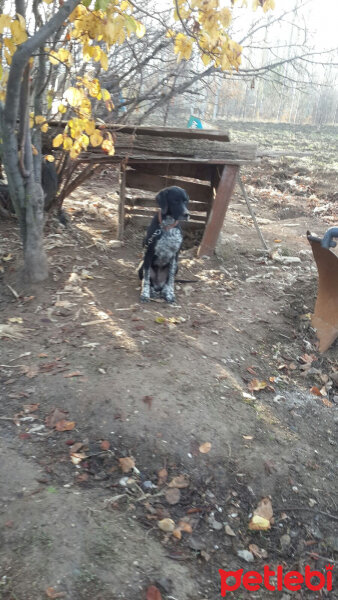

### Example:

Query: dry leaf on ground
xmin=55 ymin=420 xmax=76 ymax=432
xmin=146 ymin=585 xmax=162 ymax=600
xmin=168 ymin=475 xmax=189 ymax=489
xmin=157 ymin=468 xmax=168 ymax=485
xmin=45 ymin=408 xmax=68 ymax=428
xmin=249 ymin=497 xmax=273 ymax=531
xmin=63 ymin=371 xmax=84 ymax=378
xmin=100 ymin=440 xmax=110 ymax=450
xmin=248 ymin=379 xmax=268 ymax=392
xmin=249 ymin=543 xmax=268 ymax=559
xmin=158 ymin=518 xmax=175 ymax=532
xmin=165 ymin=488 xmax=181 ymax=505
xmin=199 ymin=442 xmax=211 ymax=454
xmin=119 ymin=456 xmax=135 ymax=473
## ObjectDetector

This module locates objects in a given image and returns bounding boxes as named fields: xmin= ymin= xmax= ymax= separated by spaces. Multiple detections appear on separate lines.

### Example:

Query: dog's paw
xmin=163 ymin=292 xmax=176 ymax=304
xmin=140 ymin=294 xmax=150 ymax=303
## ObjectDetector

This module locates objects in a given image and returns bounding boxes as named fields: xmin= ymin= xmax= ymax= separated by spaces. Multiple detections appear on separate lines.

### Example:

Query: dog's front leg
xmin=161 ymin=257 xmax=177 ymax=303
xmin=140 ymin=261 xmax=151 ymax=302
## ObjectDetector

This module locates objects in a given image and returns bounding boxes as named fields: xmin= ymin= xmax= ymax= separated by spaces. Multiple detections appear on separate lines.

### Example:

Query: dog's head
xmin=156 ymin=186 xmax=189 ymax=222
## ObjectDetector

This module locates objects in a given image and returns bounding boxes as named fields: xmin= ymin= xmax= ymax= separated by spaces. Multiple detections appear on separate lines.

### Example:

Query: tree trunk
xmin=0 ymin=0 xmax=79 ymax=283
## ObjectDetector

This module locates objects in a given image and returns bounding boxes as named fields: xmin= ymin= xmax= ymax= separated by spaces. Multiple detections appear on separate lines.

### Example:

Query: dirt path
xmin=0 ymin=139 xmax=337 ymax=599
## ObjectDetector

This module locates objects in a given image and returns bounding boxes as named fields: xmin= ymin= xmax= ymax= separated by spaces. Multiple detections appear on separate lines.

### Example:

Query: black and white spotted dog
xmin=138 ymin=186 xmax=189 ymax=303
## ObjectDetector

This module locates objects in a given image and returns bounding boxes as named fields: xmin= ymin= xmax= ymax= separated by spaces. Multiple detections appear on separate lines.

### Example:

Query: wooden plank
xmin=114 ymin=134 xmax=257 ymax=161
xmin=48 ymin=121 xmax=230 ymax=142
xmin=129 ymin=162 xmax=212 ymax=181
xmin=118 ymin=165 xmax=126 ymax=240
xmin=125 ymin=170 xmax=212 ymax=202
xmin=197 ymin=165 xmax=239 ymax=257
xmin=129 ymin=215 xmax=204 ymax=230
xmin=126 ymin=206 xmax=206 ymax=223
xmin=125 ymin=196 xmax=210 ymax=212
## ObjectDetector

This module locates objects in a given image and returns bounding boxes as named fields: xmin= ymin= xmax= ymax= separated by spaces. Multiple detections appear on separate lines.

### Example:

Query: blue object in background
xmin=187 ymin=115 xmax=203 ymax=129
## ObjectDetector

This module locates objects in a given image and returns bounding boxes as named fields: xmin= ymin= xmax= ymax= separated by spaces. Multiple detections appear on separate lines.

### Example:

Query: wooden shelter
xmin=113 ymin=126 xmax=258 ymax=256
xmin=48 ymin=124 xmax=259 ymax=256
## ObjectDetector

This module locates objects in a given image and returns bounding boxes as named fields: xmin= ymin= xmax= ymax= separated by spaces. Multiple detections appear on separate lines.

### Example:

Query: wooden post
xmin=118 ymin=163 xmax=126 ymax=240
xmin=197 ymin=164 xmax=239 ymax=257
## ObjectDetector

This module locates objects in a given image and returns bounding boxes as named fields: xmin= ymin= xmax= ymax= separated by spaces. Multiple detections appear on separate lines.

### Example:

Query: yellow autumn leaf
xmin=10 ymin=20 xmax=28 ymax=45
xmin=41 ymin=123 xmax=49 ymax=133
xmin=45 ymin=155 xmax=55 ymax=162
xmin=100 ymin=50 xmax=108 ymax=70
xmin=64 ymin=86 xmax=83 ymax=107
xmin=135 ymin=22 xmax=146 ymax=38
xmin=52 ymin=134 xmax=64 ymax=148
xmin=63 ymin=137 xmax=73 ymax=151
xmin=35 ymin=115 xmax=45 ymax=125
xmin=248 ymin=515 xmax=271 ymax=531
xmin=101 ymin=89 xmax=111 ymax=102
xmin=84 ymin=120 xmax=96 ymax=135
xmin=174 ymin=33 xmax=193 ymax=62
xmin=101 ymin=139 xmax=115 ymax=156
xmin=58 ymin=104 xmax=67 ymax=114
xmin=0 ymin=14 xmax=12 ymax=33
xmin=90 ymin=131 xmax=103 ymax=147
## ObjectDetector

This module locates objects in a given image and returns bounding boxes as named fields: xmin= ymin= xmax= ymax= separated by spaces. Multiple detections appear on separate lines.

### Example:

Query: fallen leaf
xmin=100 ymin=440 xmax=110 ymax=450
xmin=142 ymin=395 xmax=153 ymax=409
xmin=178 ymin=520 xmax=193 ymax=534
xmin=119 ymin=456 xmax=135 ymax=473
xmin=63 ymin=371 xmax=84 ymax=378
xmin=23 ymin=403 xmax=39 ymax=413
xmin=310 ymin=386 xmax=322 ymax=396
xmin=146 ymin=585 xmax=162 ymax=600
xmin=165 ymin=488 xmax=181 ymax=505
xmin=249 ymin=543 xmax=268 ymax=559
xmin=321 ymin=397 xmax=333 ymax=407
xmin=8 ymin=317 xmax=23 ymax=324
xmin=168 ymin=475 xmax=189 ymax=489
xmin=225 ymin=524 xmax=236 ymax=536
xmin=20 ymin=365 xmax=39 ymax=378
xmin=76 ymin=473 xmax=89 ymax=483
xmin=45 ymin=408 xmax=68 ymax=428
xmin=70 ymin=452 xmax=87 ymax=465
xmin=248 ymin=515 xmax=271 ymax=531
xmin=55 ymin=420 xmax=76 ymax=432
xmin=45 ymin=587 xmax=66 ymax=599
xmin=246 ymin=366 xmax=257 ymax=375
xmin=157 ymin=468 xmax=168 ymax=485
xmin=242 ymin=435 xmax=253 ymax=440
xmin=199 ymin=442 xmax=211 ymax=454
xmin=158 ymin=518 xmax=175 ymax=532
xmin=248 ymin=497 xmax=273 ymax=531
xmin=248 ymin=379 xmax=268 ymax=392
xmin=173 ymin=528 xmax=182 ymax=540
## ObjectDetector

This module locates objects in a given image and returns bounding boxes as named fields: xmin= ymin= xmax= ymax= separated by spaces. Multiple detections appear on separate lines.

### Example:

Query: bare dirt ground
xmin=0 ymin=123 xmax=337 ymax=600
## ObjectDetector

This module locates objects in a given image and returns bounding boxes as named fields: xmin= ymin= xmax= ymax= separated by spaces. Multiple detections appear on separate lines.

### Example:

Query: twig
xmin=237 ymin=173 xmax=269 ymax=251
xmin=6 ymin=284 xmax=20 ymax=299
xmin=304 ymin=552 xmax=336 ymax=564
xmin=277 ymin=507 xmax=338 ymax=522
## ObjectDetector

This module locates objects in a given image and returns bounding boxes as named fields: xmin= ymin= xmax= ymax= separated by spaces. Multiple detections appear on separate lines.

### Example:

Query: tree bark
xmin=0 ymin=0 xmax=79 ymax=282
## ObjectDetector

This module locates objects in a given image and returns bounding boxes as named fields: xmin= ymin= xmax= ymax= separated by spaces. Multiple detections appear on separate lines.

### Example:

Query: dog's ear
xmin=156 ymin=189 xmax=168 ymax=214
